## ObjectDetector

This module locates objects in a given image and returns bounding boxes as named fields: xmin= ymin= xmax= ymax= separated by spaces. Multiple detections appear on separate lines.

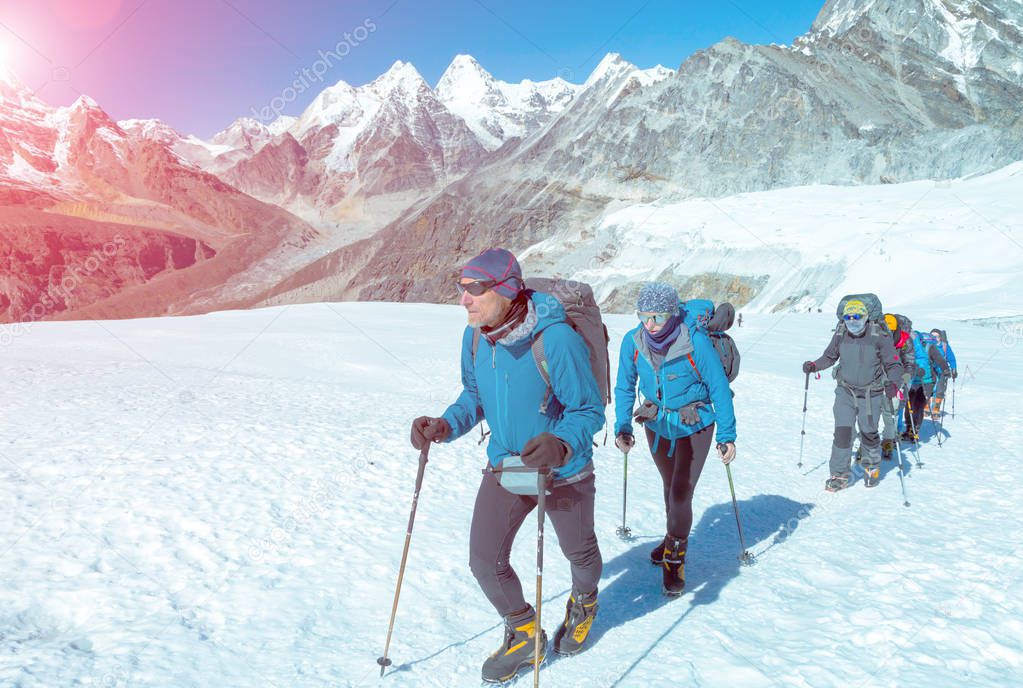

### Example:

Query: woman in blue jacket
xmin=614 ymin=282 xmax=737 ymax=596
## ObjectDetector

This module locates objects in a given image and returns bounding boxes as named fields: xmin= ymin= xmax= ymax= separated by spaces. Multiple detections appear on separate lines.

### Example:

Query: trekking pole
xmin=615 ymin=449 xmax=633 ymax=540
xmin=797 ymin=372 xmax=810 ymax=469
xmin=903 ymin=387 xmax=924 ymax=469
xmin=721 ymin=449 xmax=755 ymax=566
xmin=893 ymin=430 xmax=910 ymax=508
xmin=935 ymin=375 xmax=947 ymax=448
xmin=931 ymin=375 xmax=944 ymax=449
xmin=952 ymin=378 xmax=956 ymax=420
xmin=533 ymin=468 xmax=550 ymax=688
xmin=377 ymin=443 xmax=430 ymax=677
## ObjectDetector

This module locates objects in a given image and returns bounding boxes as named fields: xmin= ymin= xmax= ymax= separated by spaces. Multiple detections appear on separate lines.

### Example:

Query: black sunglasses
xmin=457 ymin=279 xmax=499 ymax=297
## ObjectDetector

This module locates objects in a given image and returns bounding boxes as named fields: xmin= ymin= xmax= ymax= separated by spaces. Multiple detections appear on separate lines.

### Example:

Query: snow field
xmin=1 ymin=303 xmax=1021 ymax=687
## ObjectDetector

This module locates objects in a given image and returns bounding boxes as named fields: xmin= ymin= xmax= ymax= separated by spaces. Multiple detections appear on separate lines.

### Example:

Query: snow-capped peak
xmin=69 ymin=94 xmax=102 ymax=113
xmin=435 ymin=54 xmax=583 ymax=150
xmin=436 ymin=54 xmax=502 ymax=104
xmin=368 ymin=60 xmax=429 ymax=97
xmin=808 ymin=0 xmax=1022 ymax=72
xmin=211 ymin=117 xmax=272 ymax=147
xmin=267 ymin=115 xmax=296 ymax=136
xmin=810 ymin=0 xmax=877 ymax=35
xmin=118 ymin=118 xmax=182 ymax=145
xmin=585 ymin=53 xmax=637 ymax=86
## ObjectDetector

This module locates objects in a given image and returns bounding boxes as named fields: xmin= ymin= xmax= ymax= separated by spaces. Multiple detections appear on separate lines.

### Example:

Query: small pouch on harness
xmin=489 ymin=455 xmax=548 ymax=496
xmin=676 ymin=401 xmax=706 ymax=425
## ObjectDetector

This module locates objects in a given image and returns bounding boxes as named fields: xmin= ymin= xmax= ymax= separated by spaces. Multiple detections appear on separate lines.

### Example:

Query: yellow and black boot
xmin=481 ymin=607 xmax=546 ymax=684
xmin=553 ymin=589 xmax=598 ymax=656
xmin=649 ymin=536 xmax=667 ymax=565
xmin=662 ymin=536 xmax=687 ymax=597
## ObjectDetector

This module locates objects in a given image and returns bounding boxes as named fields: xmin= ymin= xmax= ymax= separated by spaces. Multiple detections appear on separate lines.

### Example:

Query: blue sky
xmin=0 ymin=0 xmax=826 ymax=137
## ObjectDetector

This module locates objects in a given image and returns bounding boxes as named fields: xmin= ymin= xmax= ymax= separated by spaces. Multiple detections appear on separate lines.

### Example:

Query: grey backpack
xmin=836 ymin=293 xmax=884 ymax=324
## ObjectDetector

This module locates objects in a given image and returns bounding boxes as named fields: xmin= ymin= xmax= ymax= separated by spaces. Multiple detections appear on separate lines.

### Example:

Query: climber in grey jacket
xmin=803 ymin=300 xmax=905 ymax=491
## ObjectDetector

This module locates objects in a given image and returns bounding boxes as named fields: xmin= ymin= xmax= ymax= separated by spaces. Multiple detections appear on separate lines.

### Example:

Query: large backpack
xmin=912 ymin=331 xmax=941 ymax=384
xmin=890 ymin=313 xmax=913 ymax=335
xmin=886 ymin=313 xmax=915 ymax=369
xmin=681 ymin=299 xmax=741 ymax=383
xmin=471 ymin=279 xmax=611 ymax=414
xmin=836 ymin=293 xmax=884 ymax=324
xmin=832 ymin=294 xmax=887 ymax=389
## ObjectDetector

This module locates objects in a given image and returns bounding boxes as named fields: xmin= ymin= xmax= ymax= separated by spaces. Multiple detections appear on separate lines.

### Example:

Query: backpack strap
xmin=687 ymin=353 xmax=701 ymax=379
xmin=531 ymin=331 xmax=553 ymax=414
xmin=469 ymin=328 xmax=491 ymax=443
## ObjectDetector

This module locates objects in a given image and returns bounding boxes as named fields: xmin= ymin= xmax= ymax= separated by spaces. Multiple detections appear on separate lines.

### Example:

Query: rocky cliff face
xmin=0 ymin=75 xmax=319 ymax=323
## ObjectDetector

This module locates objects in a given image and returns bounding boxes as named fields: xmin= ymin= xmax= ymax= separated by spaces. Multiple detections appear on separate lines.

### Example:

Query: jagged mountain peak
xmin=368 ymin=59 xmax=429 ymax=96
xmin=211 ymin=116 xmax=273 ymax=147
xmin=69 ymin=93 xmax=102 ymax=113
xmin=585 ymin=52 xmax=637 ymax=85
xmin=118 ymin=118 xmax=183 ymax=146
xmin=806 ymin=0 xmax=1023 ymax=75
xmin=812 ymin=0 xmax=1021 ymax=37
xmin=436 ymin=54 xmax=500 ymax=98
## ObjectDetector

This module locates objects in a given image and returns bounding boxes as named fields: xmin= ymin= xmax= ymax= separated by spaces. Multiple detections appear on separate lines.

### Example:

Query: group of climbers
xmin=802 ymin=296 xmax=957 ymax=492
xmin=402 ymin=250 xmax=957 ymax=682
xmin=409 ymin=249 xmax=737 ymax=682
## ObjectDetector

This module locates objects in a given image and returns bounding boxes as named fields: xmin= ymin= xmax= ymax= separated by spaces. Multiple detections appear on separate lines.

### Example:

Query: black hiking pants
xmin=905 ymin=384 xmax=928 ymax=433
xmin=469 ymin=471 xmax=602 ymax=618
xmin=645 ymin=425 xmax=714 ymax=540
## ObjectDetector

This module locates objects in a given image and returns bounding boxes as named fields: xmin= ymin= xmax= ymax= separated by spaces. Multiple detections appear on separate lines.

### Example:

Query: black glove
xmin=615 ymin=432 xmax=635 ymax=452
xmin=802 ymin=361 xmax=816 ymax=374
xmin=410 ymin=416 xmax=451 ymax=450
xmin=632 ymin=400 xmax=659 ymax=425
xmin=520 ymin=432 xmax=569 ymax=469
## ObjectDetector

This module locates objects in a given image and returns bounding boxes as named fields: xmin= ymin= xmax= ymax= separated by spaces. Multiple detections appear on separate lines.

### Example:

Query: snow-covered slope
xmin=520 ymin=161 xmax=1023 ymax=318
xmin=1 ymin=303 xmax=1020 ymax=686
xmin=256 ymin=160 xmax=1023 ymax=324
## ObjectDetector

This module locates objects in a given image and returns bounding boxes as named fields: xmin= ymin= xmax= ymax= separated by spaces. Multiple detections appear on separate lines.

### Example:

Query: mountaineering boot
xmin=863 ymin=464 xmax=880 ymax=488
xmin=825 ymin=473 xmax=850 ymax=492
xmin=881 ymin=439 xmax=895 ymax=460
xmin=931 ymin=396 xmax=944 ymax=418
xmin=553 ymin=589 xmax=598 ymax=656
xmin=481 ymin=607 xmax=546 ymax=684
xmin=649 ymin=536 xmax=667 ymax=565
xmin=900 ymin=429 xmax=918 ymax=443
xmin=662 ymin=536 xmax=687 ymax=597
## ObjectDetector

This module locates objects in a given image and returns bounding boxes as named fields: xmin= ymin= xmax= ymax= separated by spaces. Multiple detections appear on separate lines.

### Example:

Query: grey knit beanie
xmin=636 ymin=282 xmax=680 ymax=314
